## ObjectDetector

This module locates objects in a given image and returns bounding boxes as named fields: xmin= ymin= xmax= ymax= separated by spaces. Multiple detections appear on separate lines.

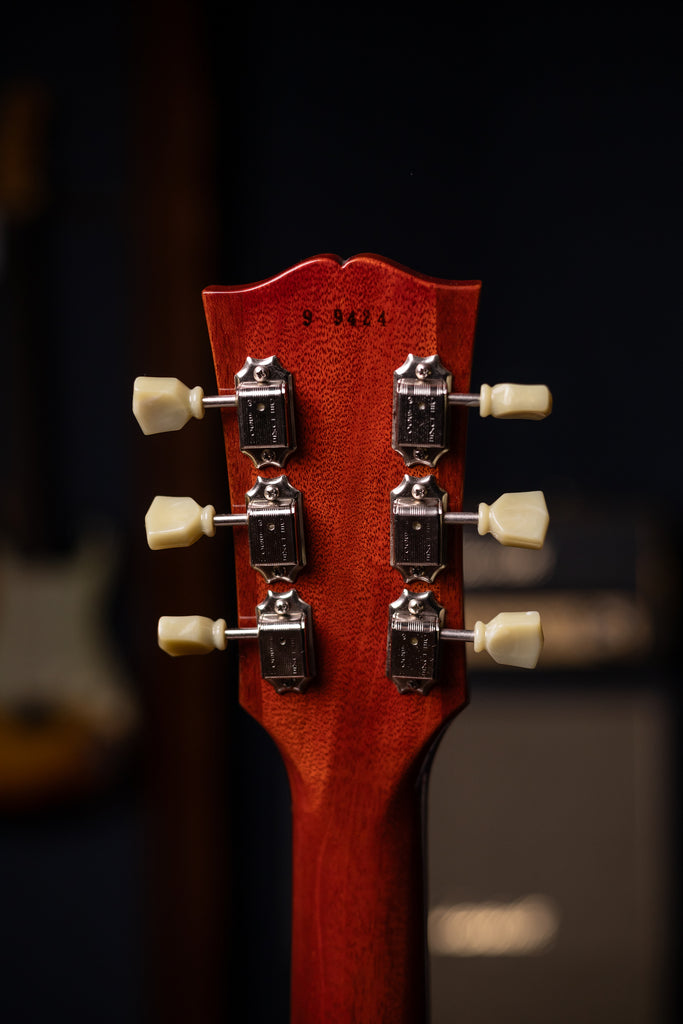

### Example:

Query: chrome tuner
xmin=132 ymin=355 xmax=296 ymax=468
xmin=390 ymin=476 xmax=549 ymax=582
xmin=387 ymin=589 xmax=543 ymax=694
xmin=145 ymin=475 xmax=306 ymax=583
xmin=392 ymin=353 xmax=552 ymax=467
xmin=158 ymin=590 xmax=315 ymax=694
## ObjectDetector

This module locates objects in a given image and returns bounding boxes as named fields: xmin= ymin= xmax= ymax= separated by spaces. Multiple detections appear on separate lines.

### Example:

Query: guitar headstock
xmin=201 ymin=254 xmax=479 ymax=792
xmin=133 ymin=254 xmax=552 ymax=784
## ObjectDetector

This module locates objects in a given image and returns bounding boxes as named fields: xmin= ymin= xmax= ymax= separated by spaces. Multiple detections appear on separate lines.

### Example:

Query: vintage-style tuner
xmin=157 ymin=590 xmax=315 ymax=694
xmin=144 ymin=476 xmax=306 ymax=582
xmin=392 ymin=353 xmax=552 ymax=467
xmin=386 ymin=590 xmax=543 ymax=694
xmin=133 ymin=355 xmax=296 ymax=467
xmin=391 ymin=476 xmax=549 ymax=582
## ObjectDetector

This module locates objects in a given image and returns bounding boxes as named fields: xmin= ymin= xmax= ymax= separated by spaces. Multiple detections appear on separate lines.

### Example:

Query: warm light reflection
xmin=429 ymin=895 xmax=559 ymax=957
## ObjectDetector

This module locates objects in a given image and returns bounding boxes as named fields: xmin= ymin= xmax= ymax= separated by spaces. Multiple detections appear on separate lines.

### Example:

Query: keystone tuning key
xmin=132 ymin=355 xmax=296 ymax=468
xmin=157 ymin=590 xmax=315 ymax=694
xmin=144 ymin=476 xmax=306 ymax=582
xmin=391 ymin=475 xmax=549 ymax=582
xmin=387 ymin=590 xmax=543 ymax=694
xmin=392 ymin=353 xmax=552 ymax=467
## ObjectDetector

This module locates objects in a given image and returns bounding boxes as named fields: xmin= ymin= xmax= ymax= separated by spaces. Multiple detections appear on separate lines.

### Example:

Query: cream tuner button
xmin=146 ymin=496 xmax=218 ymax=549
xmin=477 ymin=383 xmax=552 ymax=420
xmin=472 ymin=611 xmax=543 ymax=669
xmin=158 ymin=615 xmax=228 ymax=656
xmin=133 ymin=376 xmax=209 ymax=435
xmin=476 ymin=491 xmax=549 ymax=549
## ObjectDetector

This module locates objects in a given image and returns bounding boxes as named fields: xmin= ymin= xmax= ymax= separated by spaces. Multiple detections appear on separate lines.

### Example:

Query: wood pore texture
xmin=204 ymin=254 xmax=480 ymax=1023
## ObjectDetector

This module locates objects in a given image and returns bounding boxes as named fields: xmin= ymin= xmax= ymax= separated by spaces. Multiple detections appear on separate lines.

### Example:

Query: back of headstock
xmin=133 ymin=253 xmax=551 ymax=1023
xmin=203 ymin=254 xmax=478 ymax=792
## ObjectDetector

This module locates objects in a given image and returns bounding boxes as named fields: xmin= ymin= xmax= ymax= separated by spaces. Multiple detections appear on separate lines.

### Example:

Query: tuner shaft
xmin=201 ymin=393 xmax=237 ymax=408
xmin=213 ymin=513 xmax=247 ymax=526
xmin=446 ymin=393 xmax=480 ymax=407
xmin=443 ymin=512 xmax=479 ymax=526
xmin=440 ymin=628 xmax=475 ymax=642
xmin=224 ymin=626 xmax=259 ymax=639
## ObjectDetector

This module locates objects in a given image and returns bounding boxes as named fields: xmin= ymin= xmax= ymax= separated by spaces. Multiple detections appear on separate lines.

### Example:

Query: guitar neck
xmin=288 ymin=757 xmax=429 ymax=1022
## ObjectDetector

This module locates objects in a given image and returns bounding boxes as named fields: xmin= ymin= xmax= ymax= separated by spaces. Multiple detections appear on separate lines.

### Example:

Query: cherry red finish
xmin=203 ymin=254 xmax=480 ymax=1023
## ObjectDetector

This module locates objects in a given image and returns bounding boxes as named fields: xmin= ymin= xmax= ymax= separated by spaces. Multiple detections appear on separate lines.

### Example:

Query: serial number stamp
xmin=302 ymin=308 xmax=387 ymax=327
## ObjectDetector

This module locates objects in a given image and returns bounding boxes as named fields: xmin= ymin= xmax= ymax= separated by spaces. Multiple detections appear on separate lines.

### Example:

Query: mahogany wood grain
xmin=203 ymin=254 xmax=480 ymax=1023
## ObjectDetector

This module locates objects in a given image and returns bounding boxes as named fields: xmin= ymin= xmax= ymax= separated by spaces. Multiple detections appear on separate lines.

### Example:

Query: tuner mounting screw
xmin=408 ymin=599 xmax=422 ymax=616
xmin=412 ymin=449 xmax=426 ymax=461
xmin=415 ymin=363 xmax=430 ymax=380
xmin=263 ymin=485 xmax=279 ymax=501
xmin=261 ymin=449 xmax=275 ymax=462
xmin=253 ymin=365 xmax=269 ymax=382
xmin=274 ymin=598 xmax=290 ymax=615
xmin=411 ymin=483 xmax=427 ymax=500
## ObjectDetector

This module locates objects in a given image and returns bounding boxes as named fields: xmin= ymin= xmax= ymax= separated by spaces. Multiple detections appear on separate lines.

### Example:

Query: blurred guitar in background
xmin=0 ymin=81 xmax=136 ymax=806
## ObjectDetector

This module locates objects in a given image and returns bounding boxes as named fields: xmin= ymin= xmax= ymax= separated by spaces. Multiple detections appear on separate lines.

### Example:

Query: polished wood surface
xmin=203 ymin=254 xmax=480 ymax=1023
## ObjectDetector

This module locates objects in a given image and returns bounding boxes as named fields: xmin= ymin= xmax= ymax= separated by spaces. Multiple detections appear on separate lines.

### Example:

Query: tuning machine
xmin=157 ymin=590 xmax=315 ymax=693
xmin=392 ymin=353 xmax=552 ymax=467
xmin=144 ymin=475 xmax=306 ymax=583
xmin=387 ymin=589 xmax=543 ymax=694
xmin=391 ymin=476 xmax=549 ymax=582
xmin=133 ymin=355 xmax=296 ymax=468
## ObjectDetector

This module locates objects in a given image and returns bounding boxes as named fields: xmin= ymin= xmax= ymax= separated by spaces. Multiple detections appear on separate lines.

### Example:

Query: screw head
xmin=263 ymin=484 xmax=279 ymax=501
xmin=408 ymin=598 xmax=422 ymax=616
xmin=274 ymin=598 xmax=289 ymax=615
xmin=411 ymin=482 xmax=427 ymax=500
xmin=253 ymin=365 xmax=269 ymax=382
xmin=412 ymin=449 xmax=426 ymax=461
xmin=415 ymin=363 xmax=430 ymax=379
xmin=261 ymin=449 xmax=275 ymax=462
